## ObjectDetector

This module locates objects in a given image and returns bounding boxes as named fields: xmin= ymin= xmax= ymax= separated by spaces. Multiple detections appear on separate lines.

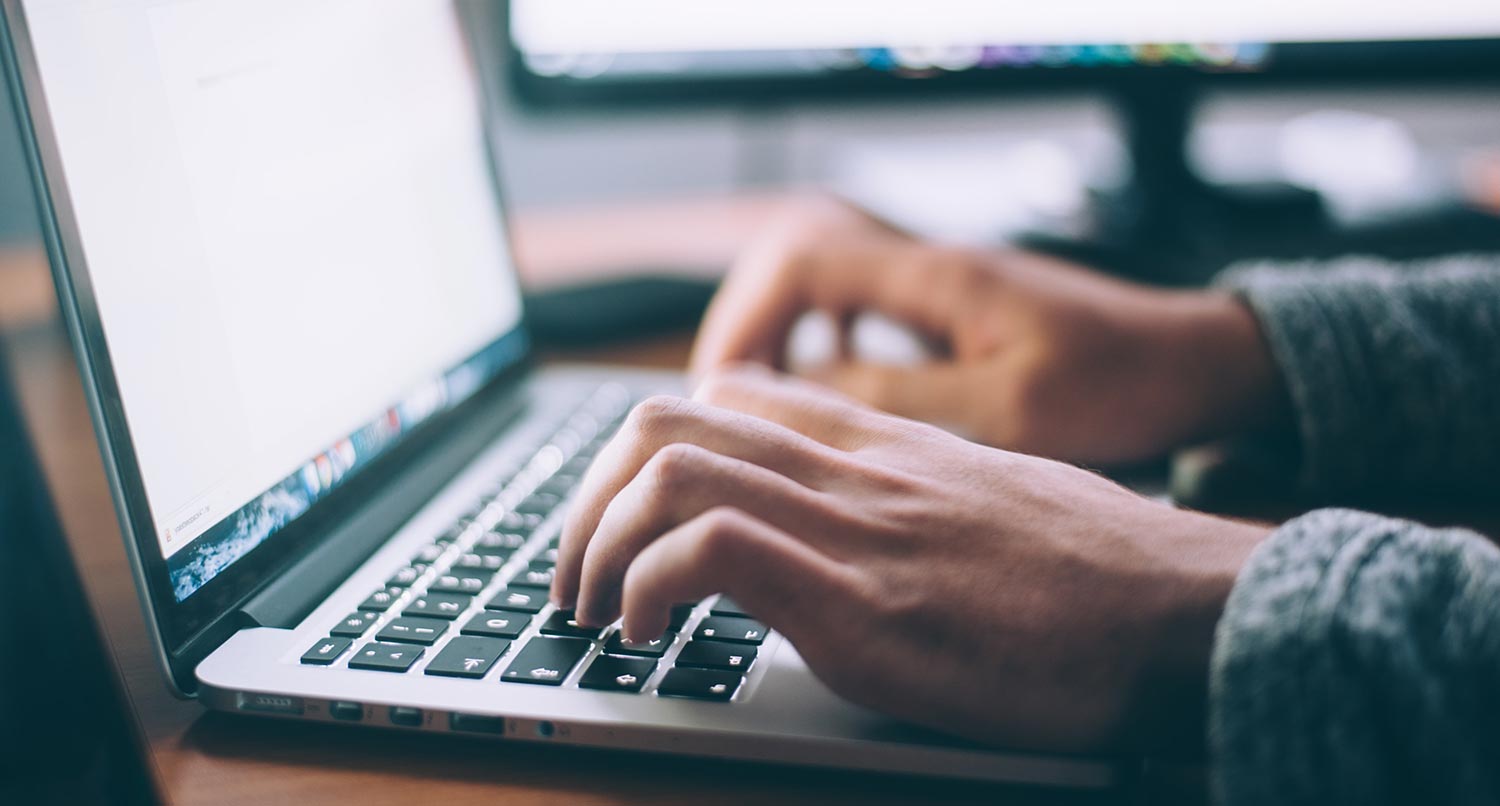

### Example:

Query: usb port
xmin=389 ymin=706 xmax=423 ymax=727
xmin=329 ymin=701 xmax=364 ymax=722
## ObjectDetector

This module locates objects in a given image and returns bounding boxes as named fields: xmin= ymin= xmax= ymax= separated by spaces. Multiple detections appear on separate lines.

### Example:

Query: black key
xmin=676 ymin=640 xmax=756 ymax=671
xmin=348 ymin=642 xmax=423 ymax=673
xmin=657 ymin=668 xmax=742 ymax=701
xmin=515 ymin=561 xmax=555 ymax=588
xmin=453 ymin=552 xmax=505 ymax=572
xmin=357 ymin=587 xmax=404 ymax=612
xmin=603 ymin=630 xmax=675 ymax=658
xmin=330 ymin=611 xmax=377 ymax=638
xmin=667 ymin=603 xmax=697 ymax=631
xmin=404 ymin=593 xmax=471 ymax=620
xmin=301 ymin=637 xmax=352 ymax=665
xmin=413 ymin=543 xmax=446 ymax=563
xmin=695 ymin=616 xmax=768 ymax=645
xmin=424 ymin=636 xmax=510 ymax=679
xmin=460 ymin=611 xmax=531 ymax=640
xmin=710 ymin=596 xmax=752 ymax=618
xmin=579 ymin=655 xmax=656 ymax=693
xmin=484 ymin=585 xmax=549 ymax=614
xmin=376 ymin=616 xmax=449 ymax=646
xmin=386 ymin=565 xmax=426 ymax=588
xmin=539 ymin=610 xmax=605 ymax=640
xmin=500 ymin=637 xmax=592 ymax=686
xmin=429 ymin=572 xmax=490 ymax=596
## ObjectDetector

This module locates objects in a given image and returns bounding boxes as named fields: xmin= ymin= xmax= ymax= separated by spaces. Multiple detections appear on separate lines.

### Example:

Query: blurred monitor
xmin=507 ymin=1 xmax=1500 ymax=104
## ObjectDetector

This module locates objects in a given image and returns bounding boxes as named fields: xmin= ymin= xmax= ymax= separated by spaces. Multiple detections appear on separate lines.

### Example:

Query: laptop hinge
xmin=238 ymin=382 xmax=532 ymax=629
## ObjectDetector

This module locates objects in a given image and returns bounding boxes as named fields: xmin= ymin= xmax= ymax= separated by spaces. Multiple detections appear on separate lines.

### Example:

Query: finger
xmin=689 ymin=235 xmax=966 ymax=378
xmin=574 ymin=444 xmax=850 ymax=626
xmin=553 ymin=393 xmax=846 ymax=608
xmin=808 ymin=361 xmax=978 ymax=433
xmin=619 ymin=506 xmax=859 ymax=646
xmin=692 ymin=364 xmax=899 ymax=448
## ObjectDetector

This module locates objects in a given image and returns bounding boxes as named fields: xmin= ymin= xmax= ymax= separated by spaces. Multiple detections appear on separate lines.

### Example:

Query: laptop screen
xmin=19 ymin=0 xmax=526 ymax=601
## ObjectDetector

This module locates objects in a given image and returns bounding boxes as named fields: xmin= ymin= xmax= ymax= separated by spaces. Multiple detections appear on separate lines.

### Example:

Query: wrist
xmin=1124 ymin=510 xmax=1271 ymax=757
xmin=1157 ymin=291 xmax=1291 ymax=446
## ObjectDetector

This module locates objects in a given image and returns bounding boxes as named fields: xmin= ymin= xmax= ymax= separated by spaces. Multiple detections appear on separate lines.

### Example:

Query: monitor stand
xmin=1021 ymin=78 xmax=1326 ymax=284
xmin=1021 ymin=78 xmax=1500 ymax=285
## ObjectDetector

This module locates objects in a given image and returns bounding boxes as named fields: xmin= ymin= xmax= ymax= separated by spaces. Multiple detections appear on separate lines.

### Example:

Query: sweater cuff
xmin=1215 ymin=255 xmax=1500 ymax=495
xmin=1209 ymin=508 xmax=1500 ymax=806
xmin=1214 ymin=262 xmax=1378 ymax=492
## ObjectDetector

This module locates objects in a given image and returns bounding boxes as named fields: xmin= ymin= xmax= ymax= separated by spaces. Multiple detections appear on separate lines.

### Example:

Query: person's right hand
xmin=690 ymin=196 xmax=1288 ymax=465
xmin=552 ymin=367 xmax=1270 ymax=755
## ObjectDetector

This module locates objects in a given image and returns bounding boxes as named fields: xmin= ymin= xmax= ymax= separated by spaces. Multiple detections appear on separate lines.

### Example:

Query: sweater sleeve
xmin=1209 ymin=508 xmax=1500 ymax=805
xmin=1216 ymin=254 xmax=1500 ymax=496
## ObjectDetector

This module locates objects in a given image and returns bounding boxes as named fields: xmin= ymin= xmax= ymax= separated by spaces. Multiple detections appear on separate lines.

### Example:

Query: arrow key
xmin=579 ymin=654 xmax=656 ymax=693
xmin=425 ymin=636 xmax=510 ymax=679
xmin=603 ymin=629 xmax=675 ymax=658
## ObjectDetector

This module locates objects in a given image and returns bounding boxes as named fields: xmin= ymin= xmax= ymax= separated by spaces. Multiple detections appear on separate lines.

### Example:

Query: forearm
xmin=1216 ymin=254 xmax=1500 ymax=496
xmin=1210 ymin=509 xmax=1500 ymax=805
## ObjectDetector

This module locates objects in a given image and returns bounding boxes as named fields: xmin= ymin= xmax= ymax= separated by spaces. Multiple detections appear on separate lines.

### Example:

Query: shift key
xmin=500 ymin=637 xmax=591 ymax=686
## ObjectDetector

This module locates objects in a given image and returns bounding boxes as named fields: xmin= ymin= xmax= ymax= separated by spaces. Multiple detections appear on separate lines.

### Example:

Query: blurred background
xmin=4 ymin=4 xmax=1500 ymax=262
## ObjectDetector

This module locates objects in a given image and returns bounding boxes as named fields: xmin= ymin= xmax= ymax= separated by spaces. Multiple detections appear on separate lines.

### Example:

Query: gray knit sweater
xmin=1210 ymin=256 xmax=1500 ymax=805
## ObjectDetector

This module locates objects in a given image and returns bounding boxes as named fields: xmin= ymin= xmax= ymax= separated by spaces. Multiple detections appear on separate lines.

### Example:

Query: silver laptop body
xmin=1 ymin=0 xmax=1114 ymax=787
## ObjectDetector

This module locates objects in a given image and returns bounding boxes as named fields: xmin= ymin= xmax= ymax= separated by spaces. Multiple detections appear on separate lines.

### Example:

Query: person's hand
xmin=552 ymin=367 xmax=1269 ymax=754
xmin=690 ymin=196 xmax=1288 ymax=465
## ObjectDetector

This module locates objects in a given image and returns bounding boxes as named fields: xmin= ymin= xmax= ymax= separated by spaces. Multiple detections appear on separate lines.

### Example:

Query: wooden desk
xmin=0 ymin=199 xmax=1111 ymax=806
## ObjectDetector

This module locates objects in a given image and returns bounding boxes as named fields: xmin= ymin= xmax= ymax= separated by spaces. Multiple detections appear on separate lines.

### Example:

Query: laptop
xmin=1 ymin=0 xmax=1113 ymax=788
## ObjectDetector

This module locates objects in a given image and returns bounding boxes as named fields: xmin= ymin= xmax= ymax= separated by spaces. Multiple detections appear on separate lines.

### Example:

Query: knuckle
xmin=626 ymin=394 xmax=692 ymax=439
xmin=691 ymin=506 xmax=749 ymax=560
xmin=644 ymin=442 xmax=708 ymax=495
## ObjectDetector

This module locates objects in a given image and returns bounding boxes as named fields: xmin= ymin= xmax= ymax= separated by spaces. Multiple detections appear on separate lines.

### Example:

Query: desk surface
xmin=0 ymin=198 xmax=1113 ymax=806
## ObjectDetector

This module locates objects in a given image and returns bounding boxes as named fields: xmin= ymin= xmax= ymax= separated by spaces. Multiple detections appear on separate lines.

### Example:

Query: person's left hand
xmin=551 ymin=367 xmax=1269 ymax=754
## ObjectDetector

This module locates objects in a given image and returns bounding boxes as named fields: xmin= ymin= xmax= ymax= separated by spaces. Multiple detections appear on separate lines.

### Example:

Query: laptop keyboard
xmin=298 ymin=384 xmax=771 ymax=703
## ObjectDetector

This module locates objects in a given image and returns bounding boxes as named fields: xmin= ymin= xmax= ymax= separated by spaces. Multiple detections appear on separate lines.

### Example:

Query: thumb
xmin=807 ymin=361 xmax=976 ymax=432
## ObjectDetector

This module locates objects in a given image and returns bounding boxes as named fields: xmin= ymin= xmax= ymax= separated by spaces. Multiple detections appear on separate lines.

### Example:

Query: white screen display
xmin=513 ymin=0 xmax=1500 ymax=53
xmin=21 ymin=0 xmax=523 ymax=595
